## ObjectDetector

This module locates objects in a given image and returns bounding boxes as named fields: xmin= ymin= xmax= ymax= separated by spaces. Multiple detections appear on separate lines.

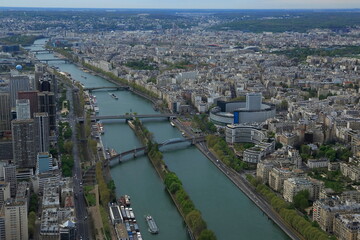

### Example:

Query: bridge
xmin=78 ymin=113 xmax=177 ymax=122
xmin=30 ymin=49 xmax=53 ymax=54
xmin=35 ymin=58 xmax=70 ymax=63
xmin=105 ymin=136 xmax=205 ymax=166
xmin=83 ymin=86 xmax=129 ymax=91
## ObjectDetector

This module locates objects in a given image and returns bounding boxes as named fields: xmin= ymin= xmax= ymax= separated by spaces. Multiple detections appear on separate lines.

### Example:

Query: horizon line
xmin=1 ymin=6 xmax=360 ymax=11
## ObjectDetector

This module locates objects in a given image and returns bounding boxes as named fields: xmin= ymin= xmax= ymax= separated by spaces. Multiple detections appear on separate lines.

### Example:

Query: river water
xmin=29 ymin=38 xmax=290 ymax=240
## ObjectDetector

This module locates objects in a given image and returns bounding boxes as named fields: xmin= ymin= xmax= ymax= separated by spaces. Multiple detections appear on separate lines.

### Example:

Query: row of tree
xmin=246 ymin=175 xmax=333 ymax=240
xmin=206 ymin=135 xmax=248 ymax=171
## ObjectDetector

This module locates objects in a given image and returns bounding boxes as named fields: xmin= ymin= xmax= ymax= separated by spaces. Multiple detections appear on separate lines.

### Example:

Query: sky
xmin=0 ymin=0 xmax=359 ymax=9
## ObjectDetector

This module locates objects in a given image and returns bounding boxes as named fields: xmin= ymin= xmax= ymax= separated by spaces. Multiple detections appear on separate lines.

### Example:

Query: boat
xmin=81 ymin=75 xmax=87 ymax=79
xmin=109 ymin=92 xmax=118 ymax=100
xmin=145 ymin=215 xmax=159 ymax=234
xmin=94 ymin=106 xmax=100 ymax=113
xmin=97 ymin=122 xmax=104 ymax=134
xmin=125 ymin=195 xmax=131 ymax=206
xmin=109 ymin=148 xmax=118 ymax=157
xmin=170 ymin=121 xmax=175 ymax=127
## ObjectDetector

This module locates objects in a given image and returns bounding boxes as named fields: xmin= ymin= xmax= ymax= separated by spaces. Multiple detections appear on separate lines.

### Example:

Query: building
xmin=15 ymin=99 xmax=30 ymax=120
xmin=307 ymin=158 xmax=330 ymax=169
xmin=59 ymin=220 xmax=76 ymax=240
xmin=11 ymin=119 xmax=37 ymax=168
xmin=0 ymin=92 xmax=11 ymax=132
xmin=37 ymin=152 xmax=53 ymax=174
xmin=9 ymin=75 xmax=31 ymax=108
xmin=0 ymin=210 xmax=5 ymax=240
xmin=18 ymin=91 xmax=39 ymax=118
xmin=0 ymin=182 xmax=10 ymax=207
xmin=268 ymin=168 xmax=294 ymax=192
xmin=340 ymin=163 xmax=360 ymax=182
xmin=256 ymin=161 xmax=274 ymax=184
xmin=38 ymin=91 xmax=56 ymax=131
xmin=3 ymin=199 xmax=28 ymax=240
xmin=210 ymin=93 xmax=276 ymax=126
xmin=333 ymin=214 xmax=360 ymax=240
xmin=3 ymin=164 xmax=17 ymax=197
xmin=225 ymin=124 xmax=265 ymax=144
xmin=34 ymin=112 xmax=50 ymax=152
xmin=283 ymin=177 xmax=319 ymax=202
xmin=313 ymin=199 xmax=360 ymax=233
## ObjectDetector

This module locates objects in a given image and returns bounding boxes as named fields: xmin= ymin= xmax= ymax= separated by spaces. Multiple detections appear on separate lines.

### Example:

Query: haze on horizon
xmin=1 ymin=0 xmax=360 ymax=10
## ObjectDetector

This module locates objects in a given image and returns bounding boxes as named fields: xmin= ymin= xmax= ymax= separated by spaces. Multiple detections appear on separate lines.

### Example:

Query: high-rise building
xmin=15 ymin=99 xmax=30 ymax=120
xmin=3 ymin=164 xmax=17 ymax=197
xmin=0 ymin=92 xmax=11 ymax=132
xmin=4 ymin=199 xmax=28 ymax=240
xmin=34 ymin=112 xmax=50 ymax=152
xmin=0 ymin=212 xmax=5 ymax=240
xmin=9 ymin=75 xmax=31 ymax=108
xmin=37 ymin=152 xmax=53 ymax=174
xmin=0 ymin=182 xmax=10 ymax=207
xmin=246 ymin=92 xmax=262 ymax=111
xmin=18 ymin=91 xmax=39 ymax=118
xmin=11 ymin=119 xmax=36 ymax=169
xmin=38 ymin=91 xmax=56 ymax=131
xmin=59 ymin=220 xmax=76 ymax=240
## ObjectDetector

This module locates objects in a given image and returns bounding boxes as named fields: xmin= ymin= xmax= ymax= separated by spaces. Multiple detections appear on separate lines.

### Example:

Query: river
xmin=29 ymin=38 xmax=290 ymax=240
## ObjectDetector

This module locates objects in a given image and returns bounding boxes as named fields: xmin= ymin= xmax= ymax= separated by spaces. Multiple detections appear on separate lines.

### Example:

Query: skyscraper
xmin=11 ymin=119 xmax=36 ymax=169
xmin=9 ymin=75 xmax=31 ymax=108
xmin=246 ymin=92 xmax=262 ymax=111
xmin=34 ymin=112 xmax=50 ymax=152
xmin=0 ymin=92 xmax=11 ymax=132
xmin=38 ymin=91 xmax=56 ymax=131
xmin=15 ymin=99 xmax=30 ymax=120
xmin=36 ymin=152 xmax=53 ymax=174
xmin=4 ymin=199 xmax=28 ymax=240
xmin=18 ymin=91 xmax=39 ymax=118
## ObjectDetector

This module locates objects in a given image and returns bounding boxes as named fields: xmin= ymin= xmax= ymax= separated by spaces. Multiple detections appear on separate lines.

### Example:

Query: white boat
xmin=170 ymin=121 xmax=175 ymax=127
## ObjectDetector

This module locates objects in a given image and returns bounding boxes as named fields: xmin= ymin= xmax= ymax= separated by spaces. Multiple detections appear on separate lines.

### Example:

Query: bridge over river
xmin=78 ymin=113 xmax=177 ymax=122
xmin=105 ymin=136 xmax=205 ymax=167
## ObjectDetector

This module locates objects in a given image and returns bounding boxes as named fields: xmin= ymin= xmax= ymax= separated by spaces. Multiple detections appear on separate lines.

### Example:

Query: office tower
xmin=4 ymin=199 xmax=28 ymax=240
xmin=15 ymin=99 xmax=30 ymax=120
xmin=18 ymin=91 xmax=39 ymax=118
xmin=36 ymin=152 xmax=53 ymax=174
xmin=59 ymin=220 xmax=76 ymax=240
xmin=11 ymin=119 xmax=36 ymax=169
xmin=38 ymin=91 xmax=56 ymax=131
xmin=0 ymin=182 xmax=10 ymax=207
xmin=9 ymin=75 xmax=31 ymax=108
xmin=0 ymin=92 xmax=11 ymax=132
xmin=3 ymin=164 xmax=17 ymax=197
xmin=246 ymin=92 xmax=262 ymax=111
xmin=34 ymin=112 xmax=50 ymax=152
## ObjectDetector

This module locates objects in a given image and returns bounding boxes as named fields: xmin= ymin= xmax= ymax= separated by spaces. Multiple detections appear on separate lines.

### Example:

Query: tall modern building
xmin=4 ymin=199 xmax=28 ymax=240
xmin=38 ymin=91 xmax=56 ymax=131
xmin=0 ymin=92 xmax=11 ymax=132
xmin=3 ymin=164 xmax=17 ymax=197
xmin=34 ymin=112 xmax=50 ymax=152
xmin=246 ymin=92 xmax=262 ymax=111
xmin=15 ymin=99 xmax=30 ymax=120
xmin=0 ymin=211 xmax=5 ymax=240
xmin=0 ymin=182 xmax=10 ymax=207
xmin=18 ymin=91 xmax=39 ymax=118
xmin=11 ymin=119 xmax=36 ymax=169
xmin=9 ymin=75 xmax=31 ymax=108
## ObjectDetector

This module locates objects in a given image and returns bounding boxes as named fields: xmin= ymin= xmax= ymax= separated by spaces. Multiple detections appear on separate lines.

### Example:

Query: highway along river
xmin=30 ymin=38 xmax=290 ymax=240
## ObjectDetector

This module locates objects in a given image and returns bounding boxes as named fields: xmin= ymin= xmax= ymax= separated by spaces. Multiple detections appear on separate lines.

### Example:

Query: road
xmin=173 ymin=118 xmax=302 ymax=240
xmin=66 ymin=85 xmax=91 ymax=240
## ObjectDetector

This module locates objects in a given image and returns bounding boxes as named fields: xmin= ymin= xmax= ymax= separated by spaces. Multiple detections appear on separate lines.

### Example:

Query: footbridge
xmin=83 ymin=86 xmax=129 ymax=91
xmin=78 ymin=114 xmax=177 ymax=122
xmin=105 ymin=136 xmax=205 ymax=166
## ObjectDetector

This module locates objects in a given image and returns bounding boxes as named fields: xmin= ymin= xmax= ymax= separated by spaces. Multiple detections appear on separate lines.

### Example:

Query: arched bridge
xmin=105 ymin=136 xmax=205 ymax=166
xmin=83 ymin=86 xmax=129 ymax=91
xmin=78 ymin=114 xmax=177 ymax=122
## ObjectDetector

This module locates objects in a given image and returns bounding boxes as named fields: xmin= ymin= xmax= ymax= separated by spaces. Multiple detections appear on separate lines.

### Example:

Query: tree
xmin=198 ymin=229 xmax=217 ymax=240
xmin=63 ymin=141 xmax=73 ymax=154
xmin=293 ymin=190 xmax=310 ymax=211
xmin=28 ymin=211 xmax=36 ymax=238
xmin=186 ymin=210 xmax=207 ymax=238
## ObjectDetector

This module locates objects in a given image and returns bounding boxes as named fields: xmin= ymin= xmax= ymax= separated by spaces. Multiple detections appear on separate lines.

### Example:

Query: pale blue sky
xmin=1 ymin=0 xmax=359 ymax=9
